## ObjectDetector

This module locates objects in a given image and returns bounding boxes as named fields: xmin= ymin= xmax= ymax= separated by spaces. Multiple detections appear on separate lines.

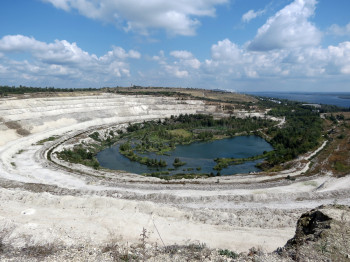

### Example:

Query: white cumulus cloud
xmin=170 ymin=50 xmax=200 ymax=69
xmin=242 ymin=9 xmax=265 ymax=23
xmin=211 ymin=39 xmax=241 ymax=61
xmin=248 ymin=0 xmax=322 ymax=51
xmin=42 ymin=0 xmax=228 ymax=36
xmin=203 ymin=38 xmax=350 ymax=83
xmin=0 ymin=35 xmax=140 ymax=86
xmin=152 ymin=50 xmax=201 ymax=79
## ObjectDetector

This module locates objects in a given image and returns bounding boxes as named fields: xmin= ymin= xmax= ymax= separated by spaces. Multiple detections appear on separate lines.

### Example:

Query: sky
xmin=0 ymin=0 xmax=350 ymax=92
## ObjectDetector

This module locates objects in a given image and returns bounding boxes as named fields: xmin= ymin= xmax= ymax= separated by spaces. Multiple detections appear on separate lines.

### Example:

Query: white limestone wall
xmin=0 ymin=94 xmax=209 ymax=135
xmin=0 ymin=93 xmax=213 ymax=185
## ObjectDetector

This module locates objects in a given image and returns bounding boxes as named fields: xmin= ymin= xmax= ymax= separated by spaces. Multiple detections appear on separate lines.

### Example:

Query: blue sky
xmin=0 ymin=0 xmax=350 ymax=92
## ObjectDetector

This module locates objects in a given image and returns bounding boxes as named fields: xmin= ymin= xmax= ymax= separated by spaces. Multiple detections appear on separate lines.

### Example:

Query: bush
xmin=89 ymin=132 xmax=100 ymax=141
xmin=219 ymin=249 xmax=238 ymax=259
xmin=173 ymin=158 xmax=186 ymax=167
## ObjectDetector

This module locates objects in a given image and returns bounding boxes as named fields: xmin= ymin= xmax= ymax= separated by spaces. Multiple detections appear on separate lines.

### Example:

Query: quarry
xmin=0 ymin=90 xmax=349 ymax=261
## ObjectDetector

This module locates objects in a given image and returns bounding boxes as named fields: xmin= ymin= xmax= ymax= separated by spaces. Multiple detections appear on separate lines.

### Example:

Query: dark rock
xmin=281 ymin=205 xmax=350 ymax=262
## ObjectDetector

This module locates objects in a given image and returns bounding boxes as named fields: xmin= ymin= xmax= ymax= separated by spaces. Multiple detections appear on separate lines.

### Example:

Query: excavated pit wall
xmin=0 ymin=94 xmax=214 ymax=184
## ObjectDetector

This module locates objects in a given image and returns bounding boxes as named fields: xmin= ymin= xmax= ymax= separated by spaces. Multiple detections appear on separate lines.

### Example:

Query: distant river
xmin=97 ymin=136 xmax=273 ymax=176
xmin=247 ymin=92 xmax=350 ymax=108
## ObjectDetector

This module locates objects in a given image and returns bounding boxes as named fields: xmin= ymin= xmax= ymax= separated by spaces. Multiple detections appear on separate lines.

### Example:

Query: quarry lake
xmin=97 ymin=135 xmax=273 ymax=176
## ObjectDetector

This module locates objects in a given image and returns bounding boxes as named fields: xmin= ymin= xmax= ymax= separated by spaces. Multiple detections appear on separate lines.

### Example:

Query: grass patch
xmin=334 ymin=161 xmax=350 ymax=173
xmin=167 ymin=128 xmax=192 ymax=138
xmin=36 ymin=136 xmax=59 ymax=145
xmin=302 ymin=181 xmax=318 ymax=187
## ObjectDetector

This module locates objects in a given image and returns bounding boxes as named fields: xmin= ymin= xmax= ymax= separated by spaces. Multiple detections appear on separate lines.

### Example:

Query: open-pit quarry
xmin=0 ymin=92 xmax=350 ymax=261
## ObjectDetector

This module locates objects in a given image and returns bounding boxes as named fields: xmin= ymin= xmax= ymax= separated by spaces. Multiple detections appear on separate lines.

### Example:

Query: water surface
xmin=247 ymin=92 xmax=350 ymax=108
xmin=97 ymin=136 xmax=273 ymax=176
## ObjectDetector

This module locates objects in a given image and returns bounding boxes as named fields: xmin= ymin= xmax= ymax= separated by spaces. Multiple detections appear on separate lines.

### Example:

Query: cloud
xmin=170 ymin=50 xmax=193 ymax=60
xmin=151 ymin=50 xmax=201 ymax=79
xmin=0 ymin=35 xmax=47 ymax=52
xmin=242 ymin=9 xmax=265 ymax=23
xmin=248 ymin=0 xmax=322 ymax=51
xmin=42 ymin=0 xmax=228 ymax=36
xmin=170 ymin=50 xmax=201 ymax=69
xmin=0 ymin=35 xmax=140 ymax=86
xmin=326 ymin=42 xmax=350 ymax=75
xmin=328 ymin=23 xmax=350 ymax=36
xmin=44 ymin=0 xmax=70 ymax=11
xmin=203 ymin=38 xmax=350 ymax=85
xmin=211 ymin=39 xmax=241 ymax=61
xmin=168 ymin=66 xmax=189 ymax=78
xmin=3 ymin=35 xmax=349 ymax=89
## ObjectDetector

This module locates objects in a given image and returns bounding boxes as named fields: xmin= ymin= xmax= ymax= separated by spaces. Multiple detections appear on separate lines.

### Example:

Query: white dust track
xmin=0 ymin=93 xmax=349 ymax=253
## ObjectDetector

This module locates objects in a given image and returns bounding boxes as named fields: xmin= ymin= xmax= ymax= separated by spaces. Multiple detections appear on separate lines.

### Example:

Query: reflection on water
xmin=97 ymin=136 xmax=273 ymax=176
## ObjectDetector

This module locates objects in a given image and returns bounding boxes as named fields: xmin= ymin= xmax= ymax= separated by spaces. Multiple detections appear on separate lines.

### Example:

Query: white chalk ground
xmin=0 ymin=188 xmax=293 ymax=252
xmin=0 ymin=93 xmax=349 ymax=253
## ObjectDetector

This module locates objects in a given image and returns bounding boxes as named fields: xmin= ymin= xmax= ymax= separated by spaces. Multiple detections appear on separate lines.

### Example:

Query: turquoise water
xmin=97 ymin=136 xmax=273 ymax=176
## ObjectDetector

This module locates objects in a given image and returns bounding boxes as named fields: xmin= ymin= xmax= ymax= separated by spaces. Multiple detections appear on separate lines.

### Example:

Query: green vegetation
xmin=252 ymin=98 xmax=325 ymax=170
xmin=56 ymin=129 xmax=119 ymax=170
xmin=89 ymin=132 xmax=101 ymax=141
xmin=119 ymin=142 xmax=167 ymax=167
xmin=167 ymin=129 xmax=191 ymax=138
xmin=261 ymin=104 xmax=323 ymax=168
xmin=56 ymin=146 xmax=100 ymax=169
xmin=173 ymin=158 xmax=186 ymax=167
xmin=219 ymin=249 xmax=239 ymax=259
xmin=0 ymin=85 xmax=98 ymax=96
xmin=142 ymin=172 xmax=216 ymax=180
xmin=36 ymin=136 xmax=59 ymax=145
xmin=214 ymin=152 xmax=269 ymax=171
xmin=115 ymin=114 xmax=276 ymax=171
xmin=333 ymin=162 xmax=350 ymax=173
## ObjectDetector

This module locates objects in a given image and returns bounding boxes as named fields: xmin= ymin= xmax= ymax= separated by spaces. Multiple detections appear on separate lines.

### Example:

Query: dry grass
xmin=4 ymin=121 xmax=31 ymax=136
xmin=112 ymin=86 xmax=257 ymax=104
xmin=308 ymin=112 xmax=350 ymax=177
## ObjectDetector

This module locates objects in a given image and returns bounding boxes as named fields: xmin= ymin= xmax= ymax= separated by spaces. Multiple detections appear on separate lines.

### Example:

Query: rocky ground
xmin=1 ymin=205 xmax=349 ymax=261
xmin=0 ymin=92 xmax=349 ymax=261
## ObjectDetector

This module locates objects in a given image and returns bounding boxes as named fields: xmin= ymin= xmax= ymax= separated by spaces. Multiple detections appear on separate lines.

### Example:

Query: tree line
xmin=0 ymin=85 xmax=99 ymax=96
